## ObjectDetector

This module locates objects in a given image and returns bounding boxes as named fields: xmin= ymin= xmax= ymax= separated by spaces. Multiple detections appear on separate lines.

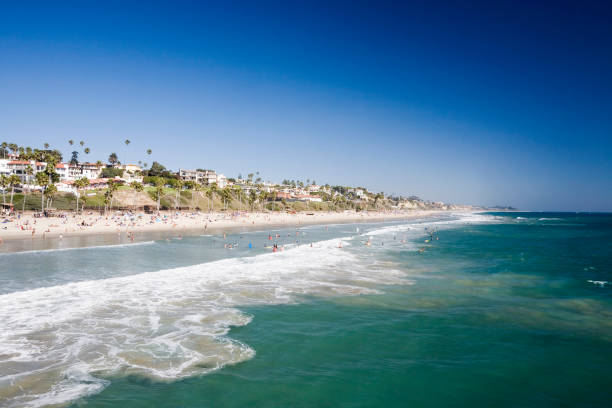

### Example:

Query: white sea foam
xmin=0 ymin=237 xmax=409 ymax=407
xmin=587 ymin=280 xmax=609 ymax=287
xmin=0 ymin=241 xmax=156 ymax=256
xmin=365 ymin=212 xmax=497 ymax=237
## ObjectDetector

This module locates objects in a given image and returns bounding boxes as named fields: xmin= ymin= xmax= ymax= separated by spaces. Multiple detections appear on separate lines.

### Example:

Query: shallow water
xmin=1 ymin=212 xmax=610 ymax=407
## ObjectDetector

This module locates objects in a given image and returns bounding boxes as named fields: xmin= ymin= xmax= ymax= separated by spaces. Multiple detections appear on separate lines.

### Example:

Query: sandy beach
xmin=0 ymin=209 xmax=459 ymax=244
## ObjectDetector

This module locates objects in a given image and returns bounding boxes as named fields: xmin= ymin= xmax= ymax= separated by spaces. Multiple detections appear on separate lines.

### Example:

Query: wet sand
xmin=0 ymin=209 xmax=464 ymax=253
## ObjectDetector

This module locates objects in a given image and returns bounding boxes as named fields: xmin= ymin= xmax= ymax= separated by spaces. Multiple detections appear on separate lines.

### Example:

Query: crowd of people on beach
xmin=0 ymin=208 xmax=434 ymax=249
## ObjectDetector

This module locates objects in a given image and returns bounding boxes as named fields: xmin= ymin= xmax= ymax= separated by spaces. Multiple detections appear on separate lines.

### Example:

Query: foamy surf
xmin=364 ymin=212 xmax=497 ymax=237
xmin=0 ymin=236 xmax=409 ymax=408
xmin=0 ymin=240 xmax=156 ymax=256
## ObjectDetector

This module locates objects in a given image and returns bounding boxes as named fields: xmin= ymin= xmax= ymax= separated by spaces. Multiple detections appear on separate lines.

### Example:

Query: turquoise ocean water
xmin=1 ymin=212 xmax=610 ymax=407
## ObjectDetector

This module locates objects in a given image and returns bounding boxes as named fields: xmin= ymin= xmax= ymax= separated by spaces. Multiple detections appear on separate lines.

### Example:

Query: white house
xmin=0 ymin=159 xmax=10 ymax=177
xmin=178 ymin=169 xmax=227 ymax=188
xmin=7 ymin=160 xmax=46 ymax=183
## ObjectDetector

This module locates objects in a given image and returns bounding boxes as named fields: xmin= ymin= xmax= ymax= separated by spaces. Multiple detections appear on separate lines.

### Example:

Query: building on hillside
xmin=275 ymin=192 xmax=292 ymax=200
xmin=7 ymin=160 xmax=46 ymax=183
xmin=0 ymin=159 xmax=10 ymax=177
xmin=55 ymin=163 xmax=68 ymax=180
xmin=121 ymin=164 xmax=142 ymax=173
xmin=178 ymin=169 xmax=227 ymax=188
xmin=118 ymin=164 xmax=143 ymax=183
xmin=56 ymin=181 xmax=77 ymax=194
xmin=295 ymin=194 xmax=322 ymax=202
xmin=81 ymin=163 xmax=104 ymax=179
xmin=179 ymin=169 xmax=198 ymax=182
xmin=52 ymin=162 xmax=104 ymax=182
xmin=215 ymin=174 xmax=227 ymax=188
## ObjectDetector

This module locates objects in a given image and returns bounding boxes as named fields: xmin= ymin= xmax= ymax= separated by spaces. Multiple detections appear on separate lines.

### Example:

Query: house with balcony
xmin=178 ymin=169 xmax=227 ymax=188
xmin=7 ymin=160 xmax=46 ymax=183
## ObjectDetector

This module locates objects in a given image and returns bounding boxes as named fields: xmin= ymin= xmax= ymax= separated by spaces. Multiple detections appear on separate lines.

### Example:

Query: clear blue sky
xmin=1 ymin=1 xmax=611 ymax=211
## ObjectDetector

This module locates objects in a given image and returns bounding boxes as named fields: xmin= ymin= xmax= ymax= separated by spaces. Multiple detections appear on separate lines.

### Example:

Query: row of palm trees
xmin=2 ymin=140 xmax=391 ymax=214
xmin=139 ymin=177 xmax=278 ymax=212
xmin=0 ymin=138 xmax=155 ymax=212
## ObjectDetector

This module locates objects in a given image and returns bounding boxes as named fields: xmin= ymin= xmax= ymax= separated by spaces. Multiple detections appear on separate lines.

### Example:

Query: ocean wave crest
xmin=0 ymin=237 xmax=408 ymax=407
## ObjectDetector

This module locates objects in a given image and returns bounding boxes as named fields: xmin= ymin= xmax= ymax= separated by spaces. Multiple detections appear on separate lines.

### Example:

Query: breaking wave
xmin=0 ymin=241 xmax=155 ymax=257
xmin=0 ymin=236 xmax=409 ymax=407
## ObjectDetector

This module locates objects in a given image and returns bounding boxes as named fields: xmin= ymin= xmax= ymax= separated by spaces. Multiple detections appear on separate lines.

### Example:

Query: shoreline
xmin=0 ymin=209 xmax=471 ymax=253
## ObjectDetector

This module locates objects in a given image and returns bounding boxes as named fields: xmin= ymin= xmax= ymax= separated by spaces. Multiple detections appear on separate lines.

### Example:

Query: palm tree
xmin=8 ymin=175 xmax=20 ymax=205
xmin=8 ymin=143 xmax=18 ymax=157
xmin=207 ymin=183 xmax=218 ymax=212
xmin=175 ymin=179 xmax=183 ymax=209
xmin=154 ymin=177 xmax=164 ymax=211
xmin=103 ymin=189 xmax=112 ymax=214
xmin=35 ymin=172 xmax=49 ymax=211
xmin=44 ymin=183 xmax=57 ymax=209
xmin=230 ymin=185 xmax=242 ymax=210
xmin=221 ymin=187 xmax=233 ymax=211
xmin=249 ymin=189 xmax=257 ymax=211
xmin=130 ymin=181 xmax=144 ymax=208
xmin=23 ymin=165 xmax=34 ymax=213
xmin=194 ymin=183 xmax=208 ymax=209
xmin=73 ymin=177 xmax=89 ymax=213
xmin=1 ymin=142 xmax=7 ymax=158
xmin=259 ymin=191 xmax=268 ymax=211
xmin=374 ymin=192 xmax=384 ymax=210
xmin=0 ymin=175 xmax=7 ymax=204
xmin=104 ymin=180 xmax=119 ymax=214
xmin=182 ymin=181 xmax=194 ymax=209
xmin=108 ymin=153 xmax=119 ymax=165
